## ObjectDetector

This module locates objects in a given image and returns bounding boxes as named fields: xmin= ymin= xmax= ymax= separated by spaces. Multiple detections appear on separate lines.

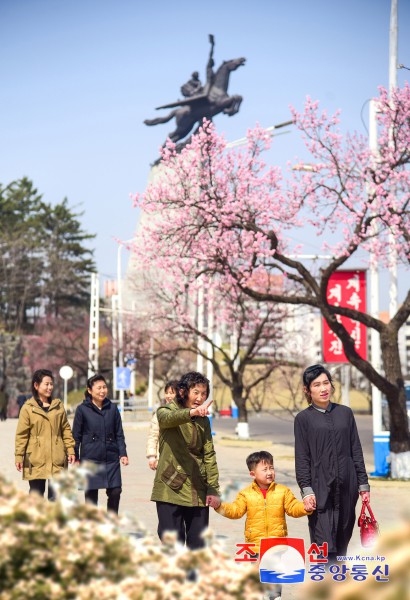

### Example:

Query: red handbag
xmin=358 ymin=500 xmax=379 ymax=548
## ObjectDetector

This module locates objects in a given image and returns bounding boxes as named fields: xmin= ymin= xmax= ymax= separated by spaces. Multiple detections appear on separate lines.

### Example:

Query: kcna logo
xmin=259 ymin=537 xmax=306 ymax=584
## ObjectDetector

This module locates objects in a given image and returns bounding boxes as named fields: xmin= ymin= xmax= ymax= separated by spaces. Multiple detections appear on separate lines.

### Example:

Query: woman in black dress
xmin=294 ymin=364 xmax=370 ymax=561
xmin=73 ymin=374 xmax=128 ymax=514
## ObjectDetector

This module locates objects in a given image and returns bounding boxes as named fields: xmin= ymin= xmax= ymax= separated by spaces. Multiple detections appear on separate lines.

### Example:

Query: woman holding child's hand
xmin=151 ymin=372 xmax=220 ymax=551
xmin=295 ymin=364 xmax=370 ymax=563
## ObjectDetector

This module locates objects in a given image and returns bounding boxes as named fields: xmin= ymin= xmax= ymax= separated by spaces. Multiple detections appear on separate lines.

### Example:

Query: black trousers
xmin=85 ymin=487 xmax=122 ymax=514
xmin=28 ymin=479 xmax=56 ymax=501
xmin=308 ymin=502 xmax=354 ymax=556
xmin=156 ymin=501 xmax=209 ymax=550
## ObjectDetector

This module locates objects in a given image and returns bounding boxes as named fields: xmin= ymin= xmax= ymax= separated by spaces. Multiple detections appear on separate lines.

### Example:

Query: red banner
xmin=322 ymin=270 xmax=367 ymax=363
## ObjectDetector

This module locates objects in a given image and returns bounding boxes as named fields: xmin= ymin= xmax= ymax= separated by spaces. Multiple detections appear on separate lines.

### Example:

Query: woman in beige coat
xmin=146 ymin=380 xmax=178 ymax=470
xmin=15 ymin=369 xmax=76 ymax=500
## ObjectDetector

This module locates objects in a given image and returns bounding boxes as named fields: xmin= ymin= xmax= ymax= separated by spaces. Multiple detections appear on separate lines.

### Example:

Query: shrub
xmin=0 ymin=470 xmax=263 ymax=599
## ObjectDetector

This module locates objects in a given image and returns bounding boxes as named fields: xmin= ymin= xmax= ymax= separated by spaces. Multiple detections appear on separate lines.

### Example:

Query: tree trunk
xmin=323 ymin=305 xmax=410 ymax=478
xmin=381 ymin=328 xmax=410 ymax=478
xmin=231 ymin=383 xmax=249 ymax=439
xmin=232 ymin=386 xmax=247 ymax=423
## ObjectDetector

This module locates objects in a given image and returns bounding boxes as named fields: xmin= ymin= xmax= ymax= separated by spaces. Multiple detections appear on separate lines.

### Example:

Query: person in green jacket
xmin=15 ymin=369 xmax=76 ymax=500
xmin=151 ymin=371 xmax=220 ymax=550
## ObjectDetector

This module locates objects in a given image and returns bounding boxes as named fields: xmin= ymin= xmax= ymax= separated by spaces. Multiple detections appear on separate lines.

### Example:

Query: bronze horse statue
xmin=144 ymin=36 xmax=245 ymax=148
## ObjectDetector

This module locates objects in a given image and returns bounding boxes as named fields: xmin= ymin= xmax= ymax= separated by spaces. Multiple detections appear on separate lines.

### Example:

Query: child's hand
xmin=120 ymin=456 xmax=129 ymax=466
xmin=206 ymin=495 xmax=220 ymax=508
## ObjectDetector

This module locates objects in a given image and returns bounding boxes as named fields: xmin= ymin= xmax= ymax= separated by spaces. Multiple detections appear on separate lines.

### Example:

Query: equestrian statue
xmin=144 ymin=35 xmax=246 ymax=151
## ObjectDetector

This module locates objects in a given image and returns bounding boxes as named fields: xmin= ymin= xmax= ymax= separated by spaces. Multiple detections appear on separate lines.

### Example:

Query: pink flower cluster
xmin=131 ymin=86 xmax=410 ymax=307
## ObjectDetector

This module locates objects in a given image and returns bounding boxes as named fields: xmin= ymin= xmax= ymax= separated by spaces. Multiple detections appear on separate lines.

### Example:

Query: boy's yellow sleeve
xmin=284 ymin=487 xmax=312 ymax=517
xmin=215 ymin=490 xmax=247 ymax=519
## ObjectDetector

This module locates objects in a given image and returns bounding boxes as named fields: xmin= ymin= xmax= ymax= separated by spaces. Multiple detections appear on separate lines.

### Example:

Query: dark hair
xmin=31 ymin=369 xmax=54 ymax=400
xmin=85 ymin=374 xmax=107 ymax=400
xmin=164 ymin=380 xmax=179 ymax=394
xmin=246 ymin=451 xmax=274 ymax=471
xmin=302 ymin=364 xmax=334 ymax=404
xmin=176 ymin=371 xmax=210 ymax=407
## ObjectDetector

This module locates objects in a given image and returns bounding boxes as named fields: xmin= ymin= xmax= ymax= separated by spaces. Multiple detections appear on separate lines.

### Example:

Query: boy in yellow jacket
xmin=214 ymin=450 xmax=311 ymax=600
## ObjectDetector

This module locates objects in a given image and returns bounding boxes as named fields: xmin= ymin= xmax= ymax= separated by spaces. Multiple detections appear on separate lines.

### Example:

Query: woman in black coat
xmin=294 ymin=364 xmax=370 ymax=562
xmin=72 ymin=374 xmax=128 ymax=514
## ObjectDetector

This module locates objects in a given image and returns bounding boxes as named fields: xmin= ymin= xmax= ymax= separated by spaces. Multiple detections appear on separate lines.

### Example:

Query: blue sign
xmin=116 ymin=367 xmax=131 ymax=390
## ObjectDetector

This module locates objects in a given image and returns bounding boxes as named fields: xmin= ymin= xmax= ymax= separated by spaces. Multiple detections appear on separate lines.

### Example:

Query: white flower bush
xmin=0 ymin=470 xmax=264 ymax=599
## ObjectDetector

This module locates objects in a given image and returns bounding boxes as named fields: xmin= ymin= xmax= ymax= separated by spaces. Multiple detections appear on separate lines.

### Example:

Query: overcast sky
xmin=1 ymin=0 xmax=409 ymax=306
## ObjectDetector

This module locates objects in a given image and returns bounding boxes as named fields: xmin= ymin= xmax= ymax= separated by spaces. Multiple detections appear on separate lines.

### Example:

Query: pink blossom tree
xmin=133 ymin=85 xmax=410 ymax=476
xmin=127 ymin=269 xmax=287 ymax=427
xmin=23 ymin=312 xmax=113 ymax=384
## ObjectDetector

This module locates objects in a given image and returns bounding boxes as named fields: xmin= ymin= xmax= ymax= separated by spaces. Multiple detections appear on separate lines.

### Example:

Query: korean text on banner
xmin=322 ymin=270 xmax=367 ymax=363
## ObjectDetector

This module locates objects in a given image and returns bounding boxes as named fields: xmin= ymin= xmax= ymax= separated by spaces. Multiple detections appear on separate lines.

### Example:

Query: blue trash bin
xmin=371 ymin=432 xmax=390 ymax=477
xmin=207 ymin=414 xmax=215 ymax=436
xmin=231 ymin=405 xmax=239 ymax=419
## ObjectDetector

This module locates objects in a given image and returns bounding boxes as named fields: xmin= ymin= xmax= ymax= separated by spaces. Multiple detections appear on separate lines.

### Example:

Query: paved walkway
xmin=2 ymin=414 xmax=409 ymax=599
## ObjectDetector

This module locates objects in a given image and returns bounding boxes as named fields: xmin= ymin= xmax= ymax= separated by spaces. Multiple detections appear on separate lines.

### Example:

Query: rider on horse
xmin=144 ymin=35 xmax=245 ymax=152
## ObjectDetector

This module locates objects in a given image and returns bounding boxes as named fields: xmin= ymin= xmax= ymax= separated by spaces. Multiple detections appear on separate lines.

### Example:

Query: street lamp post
xmin=117 ymin=244 xmax=125 ymax=416
xmin=388 ymin=0 xmax=398 ymax=321
xmin=367 ymin=0 xmax=399 ymax=475
xmin=369 ymin=100 xmax=383 ymax=440
xmin=59 ymin=365 xmax=74 ymax=413
xmin=226 ymin=120 xmax=293 ymax=148
xmin=88 ymin=272 xmax=100 ymax=379
xmin=116 ymin=238 xmax=135 ymax=418
xmin=111 ymin=293 xmax=119 ymax=395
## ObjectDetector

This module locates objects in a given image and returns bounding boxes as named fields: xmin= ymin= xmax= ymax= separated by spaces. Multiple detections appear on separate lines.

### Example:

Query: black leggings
xmin=85 ymin=487 xmax=122 ymax=514
xmin=29 ymin=479 xmax=56 ymax=501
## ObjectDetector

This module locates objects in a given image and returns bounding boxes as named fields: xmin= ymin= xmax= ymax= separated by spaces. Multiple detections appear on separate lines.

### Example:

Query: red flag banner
xmin=322 ymin=270 xmax=367 ymax=363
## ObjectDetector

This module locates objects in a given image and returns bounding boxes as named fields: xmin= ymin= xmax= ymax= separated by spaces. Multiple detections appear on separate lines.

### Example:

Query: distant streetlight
xmin=226 ymin=120 xmax=293 ymax=149
xmin=59 ymin=365 xmax=74 ymax=412
xmin=291 ymin=163 xmax=318 ymax=172
xmin=116 ymin=238 xmax=135 ymax=418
